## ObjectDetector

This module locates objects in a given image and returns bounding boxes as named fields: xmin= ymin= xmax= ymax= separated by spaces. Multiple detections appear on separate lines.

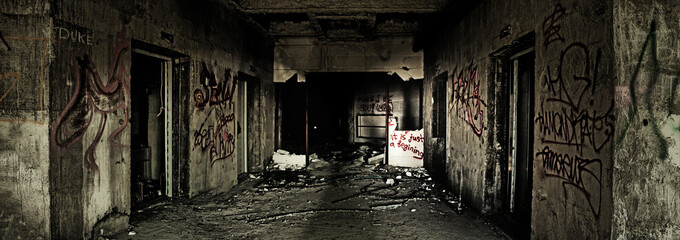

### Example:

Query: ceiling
xmin=229 ymin=0 xmax=451 ymax=40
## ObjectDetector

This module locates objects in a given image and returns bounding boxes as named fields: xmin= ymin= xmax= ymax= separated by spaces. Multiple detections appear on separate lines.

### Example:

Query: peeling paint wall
xmin=613 ymin=0 xmax=680 ymax=239
xmin=0 ymin=1 xmax=52 ymax=239
xmin=274 ymin=37 xmax=423 ymax=82
xmin=423 ymin=0 xmax=614 ymax=238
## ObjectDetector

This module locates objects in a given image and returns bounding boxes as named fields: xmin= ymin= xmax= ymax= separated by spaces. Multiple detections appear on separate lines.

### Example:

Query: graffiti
xmin=192 ymin=64 xmax=238 ymax=166
xmin=51 ymin=27 xmax=130 ymax=172
xmin=358 ymin=94 xmax=392 ymax=113
xmin=536 ymin=146 xmax=602 ymax=219
xmin=194 ymin=89 xmax=205 ymax=108
xmin=537 ymin=42 xmax=615 ymax=154
xmin=543 ymin=3 xmax=566 ymax=48
xmin=535 ymin=102 xmax=614 ymax=154
xmin=193 ymin=109 xmax=236 ymax=166
xmin=617 ymin=21 xmax=678 ymax=160
xmin=54 ymin=26 xmax=93 ymax=45
xmin=0 ymin=31 xmax=10 ymax=50
xmin=451 ymin=63 xmax=485 ymax=137
xmin=388 ymin=129 xmax=424 ymax=167
xmin=543 ymin=43 xmax=603 ymax=109
xmin=538 ymin=4 xmax=613 ymax=218
xmin=0 ymin=36 xmax=50 ymax=124
xmin=0 ymin=73 xmax=21 ymax=104
xmin=389 ymin=130 xmax=424 ymax=159
xmin=194 ymin=63 xmax=236 ymax=110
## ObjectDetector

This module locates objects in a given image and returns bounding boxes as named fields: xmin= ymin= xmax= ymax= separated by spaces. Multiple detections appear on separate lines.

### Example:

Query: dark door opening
xmin=509 ymin=50 xmax=534 ymax=225
xmin=130 ymin=51 xmax=166 ymax=207
xmin=307 ymin=73 xmax=357 ymax=151
xmin=278 ymin=75 xmax=307 ymax=155
xmin=490 ymin=32 xmax=535 ymax=240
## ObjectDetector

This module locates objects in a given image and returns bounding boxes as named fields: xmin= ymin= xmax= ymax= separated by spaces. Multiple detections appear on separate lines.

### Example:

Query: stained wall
xmin=613 ymin=0 xmax=680 ymax=238
xmin=423 ymin=0 xmax=615 ymax=238
xmin=0 ymin=0 xmax=273 ymax=239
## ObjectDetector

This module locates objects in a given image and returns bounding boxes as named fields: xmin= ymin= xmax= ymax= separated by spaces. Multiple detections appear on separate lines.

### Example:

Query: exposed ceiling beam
xmin=241 ymin=8 xmax=444 ymax=14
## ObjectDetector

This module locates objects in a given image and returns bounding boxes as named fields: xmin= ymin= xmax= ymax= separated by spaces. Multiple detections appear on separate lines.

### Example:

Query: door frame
xmin=131 ymin=48 xmax=174 ymax=197
xmin=487 ymin=32 xmax=535 ymax=239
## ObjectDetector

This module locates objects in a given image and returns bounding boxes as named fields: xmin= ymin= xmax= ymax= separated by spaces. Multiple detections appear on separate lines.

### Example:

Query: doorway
xmin=130 ymin=50 xmax=173 ymax=207
xmin=278 ymin=75 xmax=307 ymax=155
xmin=490 ymin=32 xmax=535 ymax=239
xmin=507 ymin=49 xmax=534 ymax=226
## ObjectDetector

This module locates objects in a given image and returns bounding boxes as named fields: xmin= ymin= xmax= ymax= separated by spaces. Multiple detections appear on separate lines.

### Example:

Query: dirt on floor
xmin=109 ymin=148 xmax=508 ymax=240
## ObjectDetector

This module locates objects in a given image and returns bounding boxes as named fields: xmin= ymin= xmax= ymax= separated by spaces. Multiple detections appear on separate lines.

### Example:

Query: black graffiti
xmin=195 ymin=63 xmax=237 ymax=109
xmin=0 ymin=31 xmax=10 ymax=51
xmin=543 ymin=43 xmax=604 ymax=109
xmin=358 ymin=94 xmax=392 ymax=113
xmin=535 ymin=102 xmax=615 ymax=154
xmin=539 ymin=43 xmax=614 ymax=153
xmin=536 ymin=146 xmax=602 ymax=219
xmin=543 ymin=4 xmax=566 ymax=48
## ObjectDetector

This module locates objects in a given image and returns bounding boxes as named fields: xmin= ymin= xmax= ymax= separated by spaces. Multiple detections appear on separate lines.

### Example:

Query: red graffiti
xmin=51 ymin=27 xmax=130 ymax=172
xmin=389 ymin=131 xmax=424 ymax=159
xmin=451 ymin=63 xmax=485 ymax=136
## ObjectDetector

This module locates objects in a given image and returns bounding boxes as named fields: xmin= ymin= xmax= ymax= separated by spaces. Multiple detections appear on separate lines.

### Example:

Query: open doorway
xmin=491 ymin=32 xmax=535 ymax=239
xmin=278 ymin=75 xmax=307 ymax=155
xmin=130 ymin=50 xmax=173 ymax=208
xmin=507 ymin=49 xmax=534 ymax=227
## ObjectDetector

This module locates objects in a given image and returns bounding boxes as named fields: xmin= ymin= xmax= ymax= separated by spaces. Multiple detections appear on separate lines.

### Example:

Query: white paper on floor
xmin=272 ymin=150 xmax=306 ymax=170
xmin=388 ymin=129 xmax=424 ymax=168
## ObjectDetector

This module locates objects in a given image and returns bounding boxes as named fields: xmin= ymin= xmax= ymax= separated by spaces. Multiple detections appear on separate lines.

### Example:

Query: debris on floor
xmin=272 ymin=149 xmax=306 ymax=170
xmin=111 ymin=144 xmax=499 ymax=239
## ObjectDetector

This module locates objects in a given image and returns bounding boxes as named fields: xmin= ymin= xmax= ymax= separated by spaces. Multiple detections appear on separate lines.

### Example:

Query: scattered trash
xmin=276 ymin=149 xmax=290 ymax=155
xmin=410 ymin=208 xmax=417 ymax=212
xmin=367 ymin=154 xmax=384 ymax=164
xmin=385 ymin=178 xmax=395 ymax=185
xmin=128 ymin=231 xmax=136 ymax=236
xmin=371 ymin=203 xmax=404 ymax=210
xmin=273 ymin=149 xmax=306 ymax=170
xmin=249 ymin=174 xmax=257 ymax=179
xmin=395 ymin=175 xmax=402 ymax=180
xmin=405 ymin=171 xmax=413 ymax=177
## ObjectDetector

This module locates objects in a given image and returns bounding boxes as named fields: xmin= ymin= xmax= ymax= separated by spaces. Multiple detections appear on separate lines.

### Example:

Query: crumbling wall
xmin=424 ymin=0 xmax=615 ymax=238
xmin=0 ymin=2 xmax=52 ymax=239
xmin=613 ymin=0 xmax=680 ymax=239
xmin=44 ymin=0 xmax=273 ymax=238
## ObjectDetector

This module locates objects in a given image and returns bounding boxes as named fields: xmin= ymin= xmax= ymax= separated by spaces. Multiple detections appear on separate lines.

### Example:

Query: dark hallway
xmin=2 ymin=0 xmax=680 ymax=239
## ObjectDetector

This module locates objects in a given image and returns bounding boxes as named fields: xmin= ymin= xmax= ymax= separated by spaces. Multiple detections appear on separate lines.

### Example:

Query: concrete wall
xmin=0 ymin=1 xmax=52 ymax=238
xmin=0 ymin=0 xmax=274 ymax=239
xmin=274 ymin=36 xmax=423 ymax=82
xmin=423 ymin=0 xmax=615 ymax=238
xmin=613 ymin=0 xmax=680 ymax=238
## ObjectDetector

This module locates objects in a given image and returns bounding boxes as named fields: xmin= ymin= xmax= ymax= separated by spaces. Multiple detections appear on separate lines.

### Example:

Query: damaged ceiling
xmin=229 ymin=0 xmax=450 ymax=40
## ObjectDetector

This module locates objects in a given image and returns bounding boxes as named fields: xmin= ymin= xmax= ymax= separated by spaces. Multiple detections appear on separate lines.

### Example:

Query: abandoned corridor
xmin=1 ymin=0 xmax=679 ymax=239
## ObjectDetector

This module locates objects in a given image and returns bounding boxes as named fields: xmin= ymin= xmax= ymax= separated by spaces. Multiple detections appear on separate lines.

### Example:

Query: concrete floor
xmin=111 ymin=153 xmax=507 ymax=239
